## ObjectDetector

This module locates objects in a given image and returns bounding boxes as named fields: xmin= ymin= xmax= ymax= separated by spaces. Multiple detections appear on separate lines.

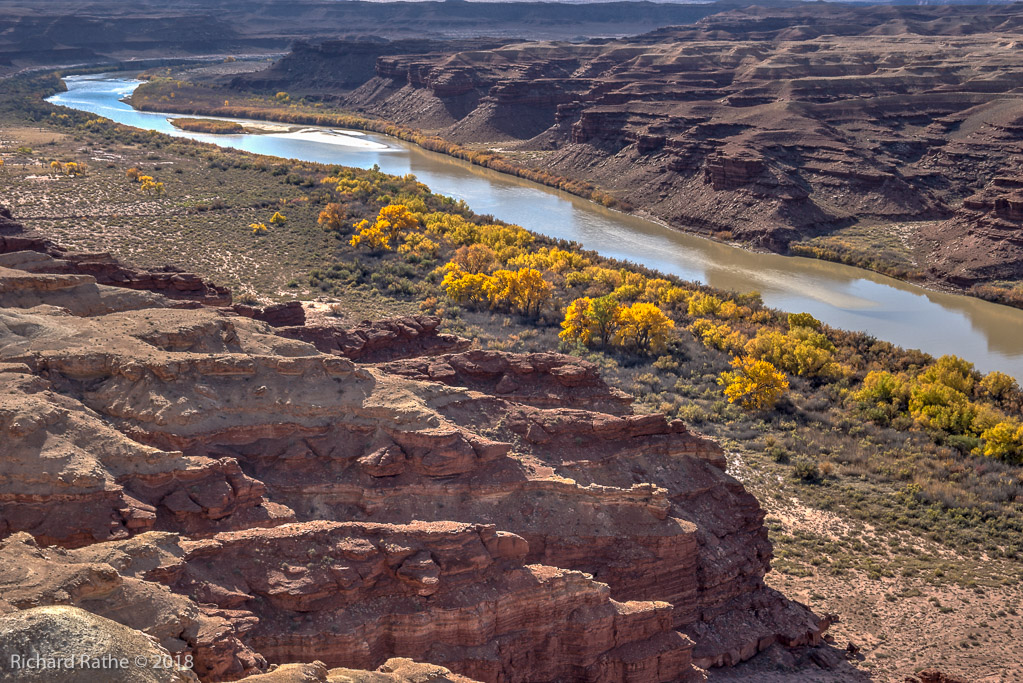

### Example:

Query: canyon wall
xmin=0 ymin=0 xmax=738 ymax=75
xmin=0 ymin=211 xmax=828 ymax=681
xmin=234 ymin=4 xmax=1023 ymax=284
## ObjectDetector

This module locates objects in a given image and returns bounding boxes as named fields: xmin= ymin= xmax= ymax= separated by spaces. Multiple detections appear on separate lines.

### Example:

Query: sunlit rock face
xmin=0 ymin=212 xmax=823 ymax=680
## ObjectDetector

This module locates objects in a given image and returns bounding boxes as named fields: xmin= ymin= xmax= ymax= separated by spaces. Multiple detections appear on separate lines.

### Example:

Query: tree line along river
xmin=47 ymin=73 xmax=1023 ymax=380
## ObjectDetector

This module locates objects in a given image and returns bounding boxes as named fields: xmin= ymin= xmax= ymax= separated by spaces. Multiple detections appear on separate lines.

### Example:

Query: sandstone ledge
xmin=0 ymin=231 xmax=826 ymax=681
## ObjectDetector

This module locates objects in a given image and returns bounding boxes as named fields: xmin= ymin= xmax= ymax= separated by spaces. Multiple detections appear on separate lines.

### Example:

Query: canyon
xmin=221 ymin=3 xmax=1023 ymax=293
xmin=0 ymin=0 xmax=739 ymax=76
xmin=7 ymin=3 xmax=1022 ymax=680
xmin=0 ymin=209 xmax=831 ymax=681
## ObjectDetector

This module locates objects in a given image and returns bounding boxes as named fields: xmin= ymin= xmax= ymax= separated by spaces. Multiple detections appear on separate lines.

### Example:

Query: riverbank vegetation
xmin=128 ymin=72 xmax=1023 ymax=316
xmin=170 ymin=117 xmax=245 ymax=134
xmin=3 ymin=69 xmax=1022 ymax=625
xmin=130 ymin=77 xmax=628 ymax=210
xmin=789 ymin=220 xmax=928 ymax=283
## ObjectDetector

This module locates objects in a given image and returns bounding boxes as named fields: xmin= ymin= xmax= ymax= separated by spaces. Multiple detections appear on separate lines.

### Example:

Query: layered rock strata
xmin=0 ymin=213 xmax=231 ymax=306
xmin=0 ymin=227 xmax=826 ymax=680
xmin=277 ymin=315 xmax=468 ymax=362
xmin=921 ymin=176 xmax=1023 ymax=285
xmin=232 ymin=4 xmax=1023 ymax=283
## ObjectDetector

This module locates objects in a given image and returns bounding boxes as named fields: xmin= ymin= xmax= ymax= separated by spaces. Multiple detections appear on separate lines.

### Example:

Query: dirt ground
xmin=723 ymin=455 xmax=1023 ymax=683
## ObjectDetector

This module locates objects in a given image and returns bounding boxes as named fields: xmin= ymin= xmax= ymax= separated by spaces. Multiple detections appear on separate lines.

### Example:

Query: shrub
xmin=792 ymin=458 xmax=821 ymax=483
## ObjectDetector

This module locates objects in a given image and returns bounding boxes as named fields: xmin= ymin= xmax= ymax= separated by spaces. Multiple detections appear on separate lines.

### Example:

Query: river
xmin=48 ymin=73 xmax=1023 ymax=379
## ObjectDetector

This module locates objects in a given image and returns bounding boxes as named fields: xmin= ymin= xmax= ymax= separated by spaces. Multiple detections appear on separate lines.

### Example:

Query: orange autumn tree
xmin=451 ymin=244 xmax=499 ymax=274
xmin=317 ymin=202 xmax=346 ymax=233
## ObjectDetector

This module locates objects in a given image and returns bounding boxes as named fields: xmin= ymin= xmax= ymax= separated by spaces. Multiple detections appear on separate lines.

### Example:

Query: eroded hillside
xmin=217 ymin=3 xmax=1023 ymax=300
xmin=0 ymin=0 xmax=741 ymax=76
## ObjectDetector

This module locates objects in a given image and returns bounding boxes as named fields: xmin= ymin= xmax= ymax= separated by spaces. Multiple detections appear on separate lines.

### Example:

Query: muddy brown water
xmin=49 ymin=73 xmax=1023 ymax=380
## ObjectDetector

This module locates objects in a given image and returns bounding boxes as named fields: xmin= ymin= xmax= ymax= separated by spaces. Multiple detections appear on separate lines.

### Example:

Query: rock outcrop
xmin=230 ymin=302 xmax=306 ymax=328
xmin=0 ymin=606 xmax=200 ymax=682
xmin=0 ymin=236 xmax=828 ymax=680
xmin=0 ymin=219 xmax=231 ymax=307
xmin=378 ymin=349 xmax=633 ymax=412
xmin=236 ymin=659 xmax=480 ymax=683
xmin=152 ymin=521 xmax=697 ymax=681
xmin=277 ymin=315 xmax=469 ymax=362
xmin=921 ymin=176 xmax=1023 ymax=286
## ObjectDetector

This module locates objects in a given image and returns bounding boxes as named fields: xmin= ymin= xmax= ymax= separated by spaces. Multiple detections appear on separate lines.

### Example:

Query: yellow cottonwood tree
xmin=560 ymin=297 xmax=597 ymax=346
xmin=744 ymin=327 xmax=841 ymax=380
xmin=376 ymin=204 xmax=418 ymax=242
xmin=981 ymin=371 xmax=1018 ymax=402
xmin=689 ymin=319 xmax=747 ymax=354
xmin=349 ymin=219 xmax=390 ymax=251
xmin=718 ymin=357 xmax=789 ymax=410
xmin=269 ymin=211 xmax=287 ymax=225
xmin=485 ymin=268 xmax=552 ymax=317
xmin=442 ymin=265 xmax=491 ymax=308
xmin=980 ymin=421 xmax=1023 ymax=463
xmin=350 ymin=204 xmax=420 ymax=251
xmin=398 ymin=232 xmax=439 ymax=260
xmin=139 ymin=176 xmax=164 ymax=194
xmin=614 ymin=302 xmax=674 ymax=354
xmin=508 ymin=247 xmax=590 ymax=274
xmin=560 ymin=295 xmax=622 ymax=348
xmin=688 ymin=292 xmax=723 ymax=317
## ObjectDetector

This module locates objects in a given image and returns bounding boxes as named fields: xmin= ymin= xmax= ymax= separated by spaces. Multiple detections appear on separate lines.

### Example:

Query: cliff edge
xmin=0 ymin=210 xmax=826 ymax=681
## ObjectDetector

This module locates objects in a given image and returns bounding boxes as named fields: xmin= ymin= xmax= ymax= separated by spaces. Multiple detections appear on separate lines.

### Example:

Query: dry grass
xmin=789 ymin=220 xmax=936 ymax=281
xmin=0 ymin=123 xmax=336 ymax=301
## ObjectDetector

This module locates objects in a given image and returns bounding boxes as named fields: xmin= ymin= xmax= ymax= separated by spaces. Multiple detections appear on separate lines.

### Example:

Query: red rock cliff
xmin=0 ymin=233 xmax=826 ymax=681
